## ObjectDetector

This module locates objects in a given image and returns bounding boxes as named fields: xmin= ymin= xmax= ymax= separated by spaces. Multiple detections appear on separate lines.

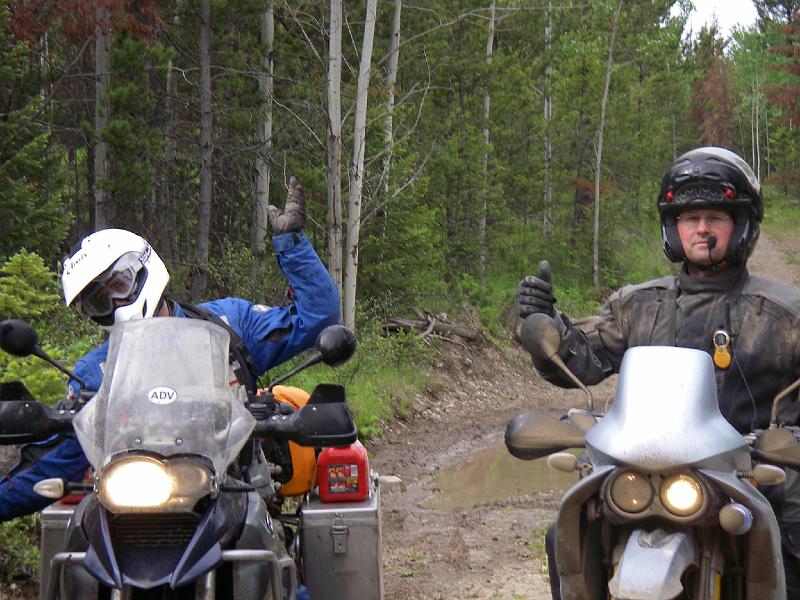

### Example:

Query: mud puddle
xmin=424 ymin=443 xmax=578 ymax=511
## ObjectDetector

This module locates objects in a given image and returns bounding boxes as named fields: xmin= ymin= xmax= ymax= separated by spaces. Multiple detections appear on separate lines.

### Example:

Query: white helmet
xmin=62 ymin=229 xmax=169 ymax=329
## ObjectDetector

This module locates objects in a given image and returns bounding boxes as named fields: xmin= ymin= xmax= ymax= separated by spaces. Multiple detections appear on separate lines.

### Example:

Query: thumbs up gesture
xmin=516 ymin=260 xmax=556 ymax=318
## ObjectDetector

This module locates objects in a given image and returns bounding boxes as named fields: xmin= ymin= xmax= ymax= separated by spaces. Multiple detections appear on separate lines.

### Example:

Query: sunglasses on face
xmin=78 ymin=252 xmax=144 ymax=318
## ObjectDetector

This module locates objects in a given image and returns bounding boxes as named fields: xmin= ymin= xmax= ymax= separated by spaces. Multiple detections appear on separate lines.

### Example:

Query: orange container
xmin=316 ymin=441 xmax=369 ymax=502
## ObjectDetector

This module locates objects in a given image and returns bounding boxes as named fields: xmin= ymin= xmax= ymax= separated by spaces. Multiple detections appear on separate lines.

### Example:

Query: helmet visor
xmin=78 ymin=252 xmax=144 ymax=318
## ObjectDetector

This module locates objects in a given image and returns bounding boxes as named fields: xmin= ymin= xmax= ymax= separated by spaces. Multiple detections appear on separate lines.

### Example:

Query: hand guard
xmin=268 ymin=176 xmax=306 ymax=234
xmin=516 ymin=260 xmax=556 ymax=318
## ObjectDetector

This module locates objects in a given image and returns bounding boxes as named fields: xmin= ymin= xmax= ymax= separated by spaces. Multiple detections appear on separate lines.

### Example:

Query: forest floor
xmin=371 ymin=231 xmax=800 ymax=600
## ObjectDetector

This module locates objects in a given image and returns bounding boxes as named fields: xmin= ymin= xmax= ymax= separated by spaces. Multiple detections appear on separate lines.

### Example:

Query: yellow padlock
xmin=712 ymin=330 xmax=731 ymax=369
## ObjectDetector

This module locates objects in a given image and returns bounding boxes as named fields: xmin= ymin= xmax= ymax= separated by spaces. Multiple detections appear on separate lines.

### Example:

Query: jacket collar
xmin=677 ymin=263 xmax=748 ymax=294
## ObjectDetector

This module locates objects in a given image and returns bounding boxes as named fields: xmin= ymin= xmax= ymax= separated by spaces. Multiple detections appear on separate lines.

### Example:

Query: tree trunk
xmin=592 ymin=0 xmax=622 ymax=288
xmin=755 ymin=75 xmax=761 ymax=180
xmin=479 ymin=1 xmax=496 ymax=283
xmin=94 ymin=4 xmax=111 ymax=231
xmin=326 ymin=0 xmax=344 ymax=306
xmin=191 ymin=0 xmax=213 ymax=300
xmin=164 ymin=12 xmax=180 ymax=262
xmin=543 ymin=0 xmax=553 ymax=236
xmin=342 ymin=0 xmax=378 ymax=330
xmin=253 ymin=0 xmax=274 ymax=258
xmin=380 ymin=0 xmax=402 ymax=232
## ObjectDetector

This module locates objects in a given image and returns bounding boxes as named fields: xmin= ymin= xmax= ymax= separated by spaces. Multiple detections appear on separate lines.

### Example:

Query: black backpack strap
xmin=178 ymin=301 xmax=260 ymax=395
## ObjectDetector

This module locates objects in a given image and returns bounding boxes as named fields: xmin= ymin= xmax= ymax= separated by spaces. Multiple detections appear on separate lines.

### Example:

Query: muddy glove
xmin=268 ymin=176 xmax=306 ymax=234
xmin=516 ymin=260 xmax=556 ymax=318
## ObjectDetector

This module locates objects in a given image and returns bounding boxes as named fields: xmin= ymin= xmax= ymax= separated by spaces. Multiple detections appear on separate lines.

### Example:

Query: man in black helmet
xmin=517 ymin=147 xmax=800 ymax=597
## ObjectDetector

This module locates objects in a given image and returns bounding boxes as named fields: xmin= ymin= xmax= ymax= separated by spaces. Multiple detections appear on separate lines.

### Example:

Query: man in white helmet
xmin=0 ymin=177 xmax=340 ymax=521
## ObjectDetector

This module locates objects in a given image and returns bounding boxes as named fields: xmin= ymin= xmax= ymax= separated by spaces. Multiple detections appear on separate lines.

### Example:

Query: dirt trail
xmin=371 ymin=232 xmax=799 ymax=600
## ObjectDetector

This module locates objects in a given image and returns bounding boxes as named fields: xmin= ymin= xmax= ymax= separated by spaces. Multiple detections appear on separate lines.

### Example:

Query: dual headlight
xmin=98 ymin=455 xmax=214 ymax=513
xmin=609 ymin=470 xmax=704 ymax=518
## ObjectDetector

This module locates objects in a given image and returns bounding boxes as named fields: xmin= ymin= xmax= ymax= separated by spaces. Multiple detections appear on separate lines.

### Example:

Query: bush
xmin=0 ymin=515 xmax=40 ymax=585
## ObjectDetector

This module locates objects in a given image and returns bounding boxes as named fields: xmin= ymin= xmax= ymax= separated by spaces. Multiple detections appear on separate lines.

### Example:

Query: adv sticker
xmin=148 ymin=386 xmax=178 ymax=405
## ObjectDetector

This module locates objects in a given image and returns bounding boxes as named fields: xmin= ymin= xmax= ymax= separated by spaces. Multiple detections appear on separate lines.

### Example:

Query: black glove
xmin=516 ymin=260 xmax=556 ymax=318
xmin=268 ymin=176 xmax=306 ymax=234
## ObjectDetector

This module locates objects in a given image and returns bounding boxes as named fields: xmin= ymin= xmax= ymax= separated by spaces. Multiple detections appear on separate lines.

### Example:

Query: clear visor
xmin=78 ymin=252 xmax=144 ymax=318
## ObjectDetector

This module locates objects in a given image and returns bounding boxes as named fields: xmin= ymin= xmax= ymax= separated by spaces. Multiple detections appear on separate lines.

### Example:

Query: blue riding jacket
xmin=0 ymin=232 xmax=340 ymax=521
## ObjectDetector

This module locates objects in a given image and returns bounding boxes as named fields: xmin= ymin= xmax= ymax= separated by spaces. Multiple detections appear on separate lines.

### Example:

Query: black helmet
xmin=657 ymin=147 xmax=762 ymax=265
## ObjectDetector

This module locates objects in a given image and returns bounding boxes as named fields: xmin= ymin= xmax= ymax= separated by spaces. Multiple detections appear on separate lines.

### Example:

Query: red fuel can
xmin=317 ymin=441 xmax=369 ymax=502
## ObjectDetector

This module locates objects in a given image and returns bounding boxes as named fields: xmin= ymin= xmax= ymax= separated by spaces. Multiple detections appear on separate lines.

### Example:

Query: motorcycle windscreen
xmin=586 ymin=346 xmax=746 ymax=470
xmin=74 ymin=319 xmax=255 ymax=475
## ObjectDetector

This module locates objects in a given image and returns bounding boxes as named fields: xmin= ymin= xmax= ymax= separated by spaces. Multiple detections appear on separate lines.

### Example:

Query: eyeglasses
xmin=78 ymin=252 xmax=144 ymax=318
xmin=675 ymin=213 xmax=733 ymax=229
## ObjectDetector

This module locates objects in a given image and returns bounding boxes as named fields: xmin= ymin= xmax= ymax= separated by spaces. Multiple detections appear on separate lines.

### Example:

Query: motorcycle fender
xmin=608 ymin=529 xmax=697 ymax=600
xmin=232 ymin=491 xmax=288 ymax=600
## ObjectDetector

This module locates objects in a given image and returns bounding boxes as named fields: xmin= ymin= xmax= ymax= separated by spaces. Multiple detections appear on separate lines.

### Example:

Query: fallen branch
xmin=383 ymin=313 xmax=483 ymax=343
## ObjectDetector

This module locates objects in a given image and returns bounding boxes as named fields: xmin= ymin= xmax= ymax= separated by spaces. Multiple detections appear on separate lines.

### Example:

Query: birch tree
xmin=479 ymin=1 xmax=496 ymax=282
xmin=592 ymin=0 xmax=622 ymax=287
xmin=327 ymin=0 xmax=344 ymax=302
xmin=252 ymin=0 xmax=274 ymax=258
xmin=343 ymin=0 xmax=378 ymax=330
xmin=191 ymin=0 xmax=213 ymax=300
xmin=94 ymin=3 xmax=111 ymax=231
xmin=381 ymin=0 xmax=403 ymax=199
xmin=543 ymin=0 xmax=553 ymax=236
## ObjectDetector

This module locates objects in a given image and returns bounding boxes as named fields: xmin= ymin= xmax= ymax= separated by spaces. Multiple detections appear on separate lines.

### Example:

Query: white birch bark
xmin=479 ymin=1 xmax=496 ymax=283
xmin=342 ymin=0 xmax=378 ymax=330
xmin=253 ymin=0 xmax=274 ymax=256
xmin=327 ymin=0 xmax=344 ymax=303
xmin=593 ymin=0 xmax=623 ymax=287
xmin=381 ymin=0 xmax=403 ymax=199
xmin=543 ymin=0 xmax=553 ymax=236
xmin=94 ymin=4 xmax=111 ymax=231
xmin=191 ymin=0 xmax=213 ymax=300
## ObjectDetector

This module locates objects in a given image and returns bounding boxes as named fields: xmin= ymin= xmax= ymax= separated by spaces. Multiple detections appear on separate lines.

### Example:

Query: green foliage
xmin=0 ymin=514 xmax=40 ymax=584
xmin=0 ymin=251 xmax=60 ymax=318
xmin=0 ymin=6 xmax=71 ymax=261
xmin=0 ymin=251 xmax=102 ymax=404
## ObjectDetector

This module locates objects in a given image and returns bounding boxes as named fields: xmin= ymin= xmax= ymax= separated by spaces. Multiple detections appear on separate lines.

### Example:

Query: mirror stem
xmin=267 ymin=352 xmax=322 ymax=390
xmin=32 ymin=347 xmax=86 ymax=388
xmin=771 ymin=376 xmax=800 ymax=426
xmin=550 ymin=353 xmax=594 ymax=412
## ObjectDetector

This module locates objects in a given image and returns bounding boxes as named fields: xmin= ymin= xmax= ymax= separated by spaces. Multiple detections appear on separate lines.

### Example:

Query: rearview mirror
xmin=0 ymin=320 xmax=39 ymax=357
xmin=505 ymin=410 xmax=586 ymax=461
xmin=316 ymin=325 xmax=357 ymax=367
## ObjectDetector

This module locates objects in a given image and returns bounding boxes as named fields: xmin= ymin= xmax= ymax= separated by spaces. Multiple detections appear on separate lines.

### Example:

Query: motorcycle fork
xmin=693 ymin=528 xmax=723 ymax=600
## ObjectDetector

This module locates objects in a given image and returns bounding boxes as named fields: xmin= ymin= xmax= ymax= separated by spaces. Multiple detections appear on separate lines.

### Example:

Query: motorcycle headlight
xmin=98 ymin=455 xmax=213 ymax=513
xmin=609 ymin=470 xmax=653 ymax=514
xmin=660 ymin=473 xmax=704 ymax=517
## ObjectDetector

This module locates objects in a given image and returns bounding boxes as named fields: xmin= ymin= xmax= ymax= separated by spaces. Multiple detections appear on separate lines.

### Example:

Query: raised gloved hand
xmin=516 ymin=260 xmax=556 ymax=319
xmin=268 ymin=176 xmax=306 ymax=234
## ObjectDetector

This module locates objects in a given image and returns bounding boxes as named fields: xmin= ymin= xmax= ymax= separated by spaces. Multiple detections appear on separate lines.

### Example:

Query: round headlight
xmin=660 ymin=473 xmax=703 ymax=516
xmin=99 ymin=456 xmax=173 ymax=509
xmin=609 ymin=470 xmax=653 ymax=513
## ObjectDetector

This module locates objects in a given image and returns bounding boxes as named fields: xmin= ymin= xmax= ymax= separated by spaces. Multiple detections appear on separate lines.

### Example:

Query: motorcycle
xmin=505 ymin=313 xmax=800 ymax=600
xmin=0 ymin=317 xmax=381 ymax=600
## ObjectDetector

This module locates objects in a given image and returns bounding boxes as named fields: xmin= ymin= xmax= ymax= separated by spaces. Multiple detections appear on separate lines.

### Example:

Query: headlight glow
xmin=660 ymin=473 xmax=703 ymax=516
xmin=101 ymin=457 xmax=173 ymax=508
xmin=98 ymin=455 xmax=213 ymax=513
xmin=609 ymin=470 xmax=653 ymax=513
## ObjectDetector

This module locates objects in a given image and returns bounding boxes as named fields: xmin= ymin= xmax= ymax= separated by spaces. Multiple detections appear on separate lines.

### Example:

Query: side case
xmin=301 ymin=480 xmax=383 ymax=600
